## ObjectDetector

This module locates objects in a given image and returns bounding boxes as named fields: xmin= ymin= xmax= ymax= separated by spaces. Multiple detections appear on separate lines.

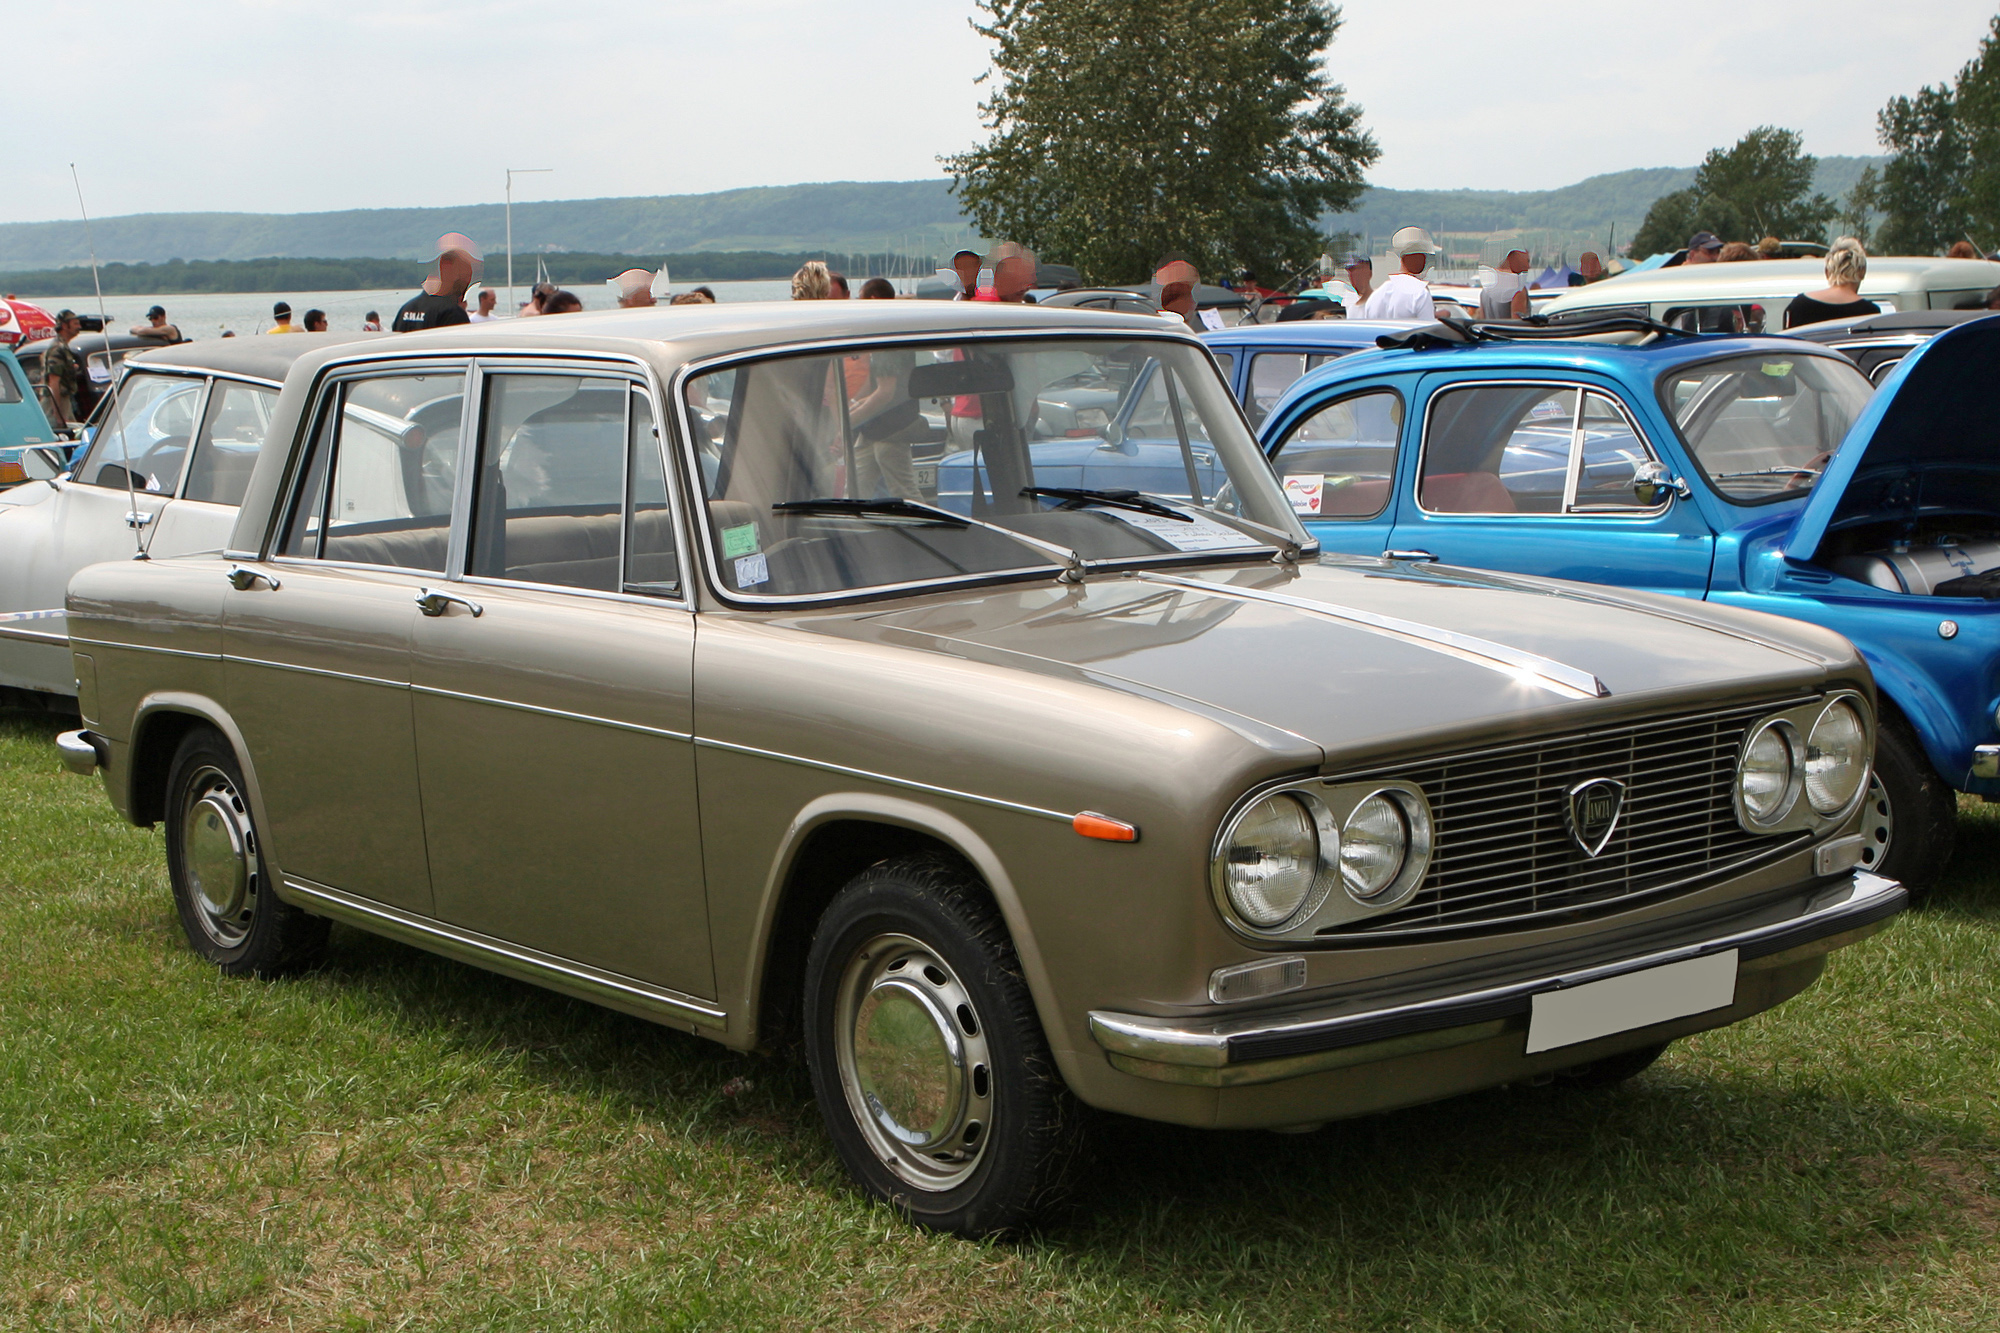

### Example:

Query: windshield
xmin=1658 ymin=353 xmax=1873 ymax=502
xmin=685 ymin=336 xmax=1302 ymax=599
xmin=75 ymin=372 xmax=206 ymax=494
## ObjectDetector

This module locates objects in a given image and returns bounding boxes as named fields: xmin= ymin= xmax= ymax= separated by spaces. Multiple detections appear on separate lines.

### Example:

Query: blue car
xmin=1256 ymin=315 xmax=2000 ymax=887
xmin=0 ymin=347 xmax=63 ymax=490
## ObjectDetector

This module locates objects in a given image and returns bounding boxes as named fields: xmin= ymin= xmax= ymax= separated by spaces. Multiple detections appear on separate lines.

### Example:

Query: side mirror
xmin=22 ymin=446 xmax=68 ymax=481
xmin=1632 ymin=460 xmax=1689 ymax=506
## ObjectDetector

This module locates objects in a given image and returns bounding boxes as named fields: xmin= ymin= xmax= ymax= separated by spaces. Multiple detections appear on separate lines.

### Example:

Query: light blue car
xmin=0 ymin=347 xmax=63 ymax=491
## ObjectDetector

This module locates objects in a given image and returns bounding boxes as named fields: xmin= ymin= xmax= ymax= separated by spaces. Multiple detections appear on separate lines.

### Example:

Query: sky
xmin=10 ymin=0 xmax=1999 ymax=226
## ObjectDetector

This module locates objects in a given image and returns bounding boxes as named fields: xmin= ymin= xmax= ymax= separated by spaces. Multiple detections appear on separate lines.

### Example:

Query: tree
xmin=1834 ymin=164 xmax=1880 ymax=248
xmin=943 ymin=0 xmax=1379 ymax=285
xmin=1875 ymin=15 xmax=2000 ymax=254
xmin=1629 ymin=126 xmax=1834 ymax=257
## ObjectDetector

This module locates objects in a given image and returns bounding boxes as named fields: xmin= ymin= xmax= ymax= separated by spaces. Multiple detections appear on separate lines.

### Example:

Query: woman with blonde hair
xmin=1783 ymin=237 xmax=1880 ymax=328
xmin=791 ymin=260 xmax=832 ymax=301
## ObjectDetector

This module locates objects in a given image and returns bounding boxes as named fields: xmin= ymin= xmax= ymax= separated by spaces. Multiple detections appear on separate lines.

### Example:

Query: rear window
xmin=1658 ymin=354 xmax=1873 ymax=503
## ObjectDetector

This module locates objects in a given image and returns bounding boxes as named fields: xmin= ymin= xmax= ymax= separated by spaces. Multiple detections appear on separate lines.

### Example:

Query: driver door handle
xmin=416 ymin=587 xmax=483 ymax=618
xmin=124 ymin=511 xmax=155 ymax=529
xmin=225 ymin=566 xmax=281 ymax=591
xmin=1382 ymin=549 xmax=1438 ymax=562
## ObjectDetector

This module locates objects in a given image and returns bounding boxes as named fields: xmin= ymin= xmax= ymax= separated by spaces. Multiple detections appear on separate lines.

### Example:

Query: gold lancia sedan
xmin=57 ymin=300 xmax=1904 ymax=1235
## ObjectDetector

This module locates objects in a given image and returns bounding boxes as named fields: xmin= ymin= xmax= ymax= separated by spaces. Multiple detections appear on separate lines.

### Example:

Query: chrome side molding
xmin=279 ymin=876 xmax=726 ymax=1030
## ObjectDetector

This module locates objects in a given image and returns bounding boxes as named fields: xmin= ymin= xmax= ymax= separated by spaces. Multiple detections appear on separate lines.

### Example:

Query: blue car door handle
xmin=1383 ymin=549 xmax=1438 ymax=562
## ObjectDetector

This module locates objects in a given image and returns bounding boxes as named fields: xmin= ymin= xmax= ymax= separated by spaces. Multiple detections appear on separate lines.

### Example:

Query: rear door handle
xmin=416 ymin=587 xmax=483 ymax=618
xmin=1382 ymin=549 xmax=1438 ymax=562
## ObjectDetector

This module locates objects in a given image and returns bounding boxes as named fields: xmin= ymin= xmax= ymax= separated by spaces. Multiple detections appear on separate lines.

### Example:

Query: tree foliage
xmin=943 ymin=0 xmax=1379 ymax=285
xmin=1874 ymin=15 xmax=2000 ymax=255
xmin=1629 ymin=127 xmax=1834 ymax=256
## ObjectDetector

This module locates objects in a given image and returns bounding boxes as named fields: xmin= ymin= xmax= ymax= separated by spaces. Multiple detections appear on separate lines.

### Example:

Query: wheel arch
xmin=743 ymin=793 xmax=1059 ymax=1060
xmin=1861 ymin=653 xmax=1965 ymax=786
xmin=126 ymin=694 xmax=273 ymax=844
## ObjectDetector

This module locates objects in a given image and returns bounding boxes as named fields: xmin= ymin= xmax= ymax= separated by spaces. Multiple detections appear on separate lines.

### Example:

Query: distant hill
xmin=0 ymin=159 xmax=1888 ymax=274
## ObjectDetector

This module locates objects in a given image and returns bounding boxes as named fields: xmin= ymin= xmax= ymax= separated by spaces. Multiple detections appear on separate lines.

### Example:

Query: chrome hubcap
xmin=180 ymin=766 xmax=259 ymax=947
xmin=1858 ymin=773 xmax=1893 ymax=871
xmin=834 ymin=933 xmax=992 ymax=1192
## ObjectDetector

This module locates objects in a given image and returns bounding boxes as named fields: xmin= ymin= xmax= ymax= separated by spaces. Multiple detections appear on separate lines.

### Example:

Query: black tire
xmin=164 ymin=726 xmax=327 ymax=976
xmin=1555 ymin=1040 xmax=1670 ymax=1090
xmin=803 ymin=852 xmax=1080 ymax=1236
xmin=1861 ymin=716 xmax=1956 ymax=891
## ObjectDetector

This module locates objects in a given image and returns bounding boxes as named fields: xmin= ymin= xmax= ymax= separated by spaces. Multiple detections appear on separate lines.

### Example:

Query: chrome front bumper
xmin=55 ymin=729 xmax=104 ymax=776
xmin=1089 ymin=870 xmax=1906 ymax=1088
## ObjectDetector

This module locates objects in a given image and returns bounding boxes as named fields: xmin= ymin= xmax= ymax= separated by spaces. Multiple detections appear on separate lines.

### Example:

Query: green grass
xmin=1 ymin=708 xmax=1996 ymax=1331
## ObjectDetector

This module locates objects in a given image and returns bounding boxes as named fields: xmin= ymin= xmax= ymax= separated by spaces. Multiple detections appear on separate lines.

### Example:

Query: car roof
xmin=123 ymin=332 xmax=387 ymax=383
xmin=1203 ymin=319 xmax=1423 ymax=349
xmin=1787 ymin=308 xmax=1992 ymax=343
xmin=1542 ymin=256 xmax=2000 ymax=315
xmin=1265 ymin=328 xmax=1860 ymax=427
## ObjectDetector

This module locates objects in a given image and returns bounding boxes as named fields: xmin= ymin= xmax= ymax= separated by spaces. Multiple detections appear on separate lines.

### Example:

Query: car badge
xmin=1565 ymin=778 xmax=1625 ymax=858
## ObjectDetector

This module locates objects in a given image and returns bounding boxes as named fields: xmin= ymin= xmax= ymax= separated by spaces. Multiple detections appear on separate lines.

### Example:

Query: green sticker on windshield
xmin=1761 ymin=361 xmax=1794 ymax=377
xmin=721 ymin=523 xmax=760 ymax=558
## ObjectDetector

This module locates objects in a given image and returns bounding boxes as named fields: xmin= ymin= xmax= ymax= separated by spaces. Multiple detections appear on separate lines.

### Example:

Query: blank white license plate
xmin=1525 ymin=950 xmax=1738 ymax=1054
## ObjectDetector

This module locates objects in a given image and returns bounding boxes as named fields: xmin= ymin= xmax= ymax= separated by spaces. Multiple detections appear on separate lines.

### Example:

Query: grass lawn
xmin=2 ymin=706 xmax=1997 ymax=1332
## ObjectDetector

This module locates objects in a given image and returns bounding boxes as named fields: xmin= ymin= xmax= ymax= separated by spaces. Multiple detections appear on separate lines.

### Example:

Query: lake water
xmin=8 ymin=278 xmax=810 ymax=340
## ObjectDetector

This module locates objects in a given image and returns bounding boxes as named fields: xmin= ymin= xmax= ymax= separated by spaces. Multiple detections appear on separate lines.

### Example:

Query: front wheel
xmin=803 ymin=853 xmax=1079 ymax=1236
xmin=164 ymin=726 xmax=328 ymax=976
xmin=1861 ymin=718 xmax=1956 ymax=891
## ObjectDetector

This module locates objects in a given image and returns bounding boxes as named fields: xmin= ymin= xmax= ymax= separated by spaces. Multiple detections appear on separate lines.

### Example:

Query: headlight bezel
xmin=1211 ymin=779 xmax=1433 ymax=940
xmin=1733 ymin=690 xmax=1873 ymax=836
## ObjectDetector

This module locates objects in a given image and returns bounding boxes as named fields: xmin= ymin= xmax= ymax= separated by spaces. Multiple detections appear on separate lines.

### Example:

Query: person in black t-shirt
xmin=393 ymin=232 xmax=481 ymax=332
xmin=1783 ymin=237 xmax=1880 ymax=329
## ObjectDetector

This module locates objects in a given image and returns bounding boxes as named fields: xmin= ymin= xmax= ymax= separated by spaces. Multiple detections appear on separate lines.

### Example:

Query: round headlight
xmin=1806 ymin=699 xmax=1869 ymax=815
xmin=1341 ymin=792 xmax=1409 ymax=899
xmin=1739 ymin=720 xmax=1801 ymax=825
xmin=1220 ymin=793 xmax=1321 ymax=928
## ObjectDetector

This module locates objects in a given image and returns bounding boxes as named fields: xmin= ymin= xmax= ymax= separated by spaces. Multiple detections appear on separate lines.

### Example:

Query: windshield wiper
xmin=1021 ymin=486 xmax=1315 ymax=566
xmin=774 ymin=497 xmax=1090 ymax=583
xmin=1710 ymin=466 xmax=1821 ymax=480
xmin=1019 ymin=486 xmax=1190 ymax=521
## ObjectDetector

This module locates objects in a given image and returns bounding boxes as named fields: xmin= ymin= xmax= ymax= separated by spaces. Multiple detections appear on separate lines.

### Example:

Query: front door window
xmin=1269 ymin=389 xmax=1403 ymax=519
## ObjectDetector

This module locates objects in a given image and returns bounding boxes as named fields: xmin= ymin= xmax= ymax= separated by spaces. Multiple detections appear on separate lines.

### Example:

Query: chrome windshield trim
xmin=1131 ymin=571 xmax=1610 ymax=699
xmin=693 ymin=736 xmax=1072 ymax=822
xmin=279 ymin=876 xmax=728 ymax=1026
xmin=412 ymin=683 xmax=693 ymax=741
xmin=1091 ymin=869 xmax=1905 ymax=1071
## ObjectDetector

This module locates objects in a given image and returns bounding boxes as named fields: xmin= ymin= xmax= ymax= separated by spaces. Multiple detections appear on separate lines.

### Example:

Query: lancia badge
xmin=1565 ymin=778 xmax=1626 ymax=857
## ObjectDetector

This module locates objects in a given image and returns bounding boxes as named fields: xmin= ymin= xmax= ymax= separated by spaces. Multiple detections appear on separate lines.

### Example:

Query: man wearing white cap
xmin=611 ymin=268 xmax=659 ymax=308
xmin=1363 ymin=227 xmax=1441 ymax=321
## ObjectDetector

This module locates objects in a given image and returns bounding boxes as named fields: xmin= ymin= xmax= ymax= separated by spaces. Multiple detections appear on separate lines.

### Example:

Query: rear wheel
xmin=803 ymin=853 xmax=1079 ymax=1236
xmin=1862 ymin=718 xmax=1955 ymax=891
xmin=164 ymin=727 xmax=327 ymax=976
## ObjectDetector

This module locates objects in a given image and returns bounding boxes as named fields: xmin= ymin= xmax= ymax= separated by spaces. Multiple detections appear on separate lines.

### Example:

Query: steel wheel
xmin=833 ymin=932 xmax=993 ymax=1192
xmin=1857 ymin=772 xmax=1893 ymax=873
xmin=177 ymin=764 xmax=261 ymax=949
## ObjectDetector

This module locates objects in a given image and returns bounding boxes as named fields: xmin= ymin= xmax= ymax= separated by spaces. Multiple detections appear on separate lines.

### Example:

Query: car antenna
xmin=70 ymin=164 xmax=147 ymax=561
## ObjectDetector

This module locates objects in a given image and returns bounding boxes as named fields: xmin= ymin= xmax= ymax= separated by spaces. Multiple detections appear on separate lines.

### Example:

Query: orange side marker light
xmin=1072 ymin=811 xmax=1139 ymax=842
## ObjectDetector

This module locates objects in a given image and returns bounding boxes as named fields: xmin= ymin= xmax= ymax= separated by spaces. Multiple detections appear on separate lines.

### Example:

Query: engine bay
xmin=1824 ymin=520 xmax=2000 ymax=597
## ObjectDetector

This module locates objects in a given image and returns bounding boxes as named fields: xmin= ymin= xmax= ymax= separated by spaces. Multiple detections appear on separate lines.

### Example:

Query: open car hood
xmin=1787 ymin=313 xmax=2000 ymax=563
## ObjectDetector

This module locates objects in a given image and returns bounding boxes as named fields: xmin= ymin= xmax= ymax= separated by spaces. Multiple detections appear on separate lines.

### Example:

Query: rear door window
xmin=182 ymin=380 xmax=277 ymax=506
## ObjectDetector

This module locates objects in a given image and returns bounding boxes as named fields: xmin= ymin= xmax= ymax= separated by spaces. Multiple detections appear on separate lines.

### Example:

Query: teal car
xmin=0 ymin=348 xmax=62 ymax=491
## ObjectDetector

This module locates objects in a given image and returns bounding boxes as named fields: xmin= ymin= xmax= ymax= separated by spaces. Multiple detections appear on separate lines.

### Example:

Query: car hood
xmin=1787 ymin=312 xmax=2000 ymax=562
xmin=825 ymin=559 xmax=1854 ymax=763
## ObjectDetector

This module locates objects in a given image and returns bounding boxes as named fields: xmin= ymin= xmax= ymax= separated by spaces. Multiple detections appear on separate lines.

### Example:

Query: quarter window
xmin=280 ymin=373 xmax=461 ymax=571
xmin=1269 ymin=389 xmax=1402 ymax=519
xmin=1420 ymin=383 xmax=1663 ymax=516
xmin=183 ymin=380 xmax=276 ymax=506
xmin=468 ymin=374 xmax=630 ymax=592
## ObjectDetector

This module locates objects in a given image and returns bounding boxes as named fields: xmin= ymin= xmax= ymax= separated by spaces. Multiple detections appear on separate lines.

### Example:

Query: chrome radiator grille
xmin=1321 ymin=699 xmax=1815 ymax=939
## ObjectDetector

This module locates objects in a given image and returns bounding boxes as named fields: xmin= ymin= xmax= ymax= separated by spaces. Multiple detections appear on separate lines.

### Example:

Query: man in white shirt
xmin=1363 ymin=227 xmax=1440 ymax=321
xmin=1479 ymin=249 xmax=1531 ymax=320
xmin=467 ymin=289 xmax=499 ymax=322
